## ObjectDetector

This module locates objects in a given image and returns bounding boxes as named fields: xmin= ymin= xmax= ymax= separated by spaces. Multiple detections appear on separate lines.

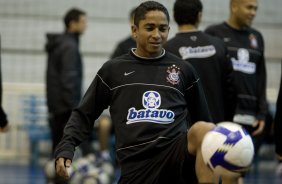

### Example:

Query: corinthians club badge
xmin=166 ymin=65 xmax=180 ymax=85
xmin=249 ymin=34 xmax=258 ymax=49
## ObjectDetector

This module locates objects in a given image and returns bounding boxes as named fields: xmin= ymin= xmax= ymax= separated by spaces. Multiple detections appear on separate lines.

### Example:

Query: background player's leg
xmin=98 ymin=115 xmax=112 ymax=151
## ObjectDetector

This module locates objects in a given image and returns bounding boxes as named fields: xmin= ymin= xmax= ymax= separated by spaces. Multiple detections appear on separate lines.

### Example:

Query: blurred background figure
xmin=165 ymin=0 xmax=235 ymax=124
xmin=46 ymin=8 xmax=86 ymax=157
xmin=274 ymin=59 xmax=282 ymax=176
xmin=45 ymin=8 xmax=87 ymax=184
xmin=205 ymin=0 xmax=267 ymax=154
xmin=205 ymin=0 xmax=267 ymax=183
xmin=165 ymin=0 xmax=236 ymax=182
xmin=101 ymin=7 xmax=139 ymax=182
xmin=0 ymin=36 xmax=8 ymax=133
xmin=110 ymin=7 xmax=136 ymax=59
xmin=45 ymin=7 xmax=114 ymax=184
xmin=103 ymin=6 xmax=138 ymax=165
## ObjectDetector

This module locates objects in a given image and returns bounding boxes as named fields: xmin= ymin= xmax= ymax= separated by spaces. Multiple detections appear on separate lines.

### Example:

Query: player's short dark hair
xmin=130 ymin=7 xmax=136 ymax=20
xmin=134 ymin=1 xmax=170 ymax=27
xmin=173 ymin=0 xmax=203 ymax=26
xmin=64 ymin=8 xmax=86 ymax=29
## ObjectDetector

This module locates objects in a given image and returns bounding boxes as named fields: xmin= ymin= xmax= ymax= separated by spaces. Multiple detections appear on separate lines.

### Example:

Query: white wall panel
xmin=0 ymin=0 xmax=281 ymax=97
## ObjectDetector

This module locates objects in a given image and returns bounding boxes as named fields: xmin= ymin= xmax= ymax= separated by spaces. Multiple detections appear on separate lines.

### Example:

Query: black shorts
xmin=118 ymin=133 xmax=197 ymax=184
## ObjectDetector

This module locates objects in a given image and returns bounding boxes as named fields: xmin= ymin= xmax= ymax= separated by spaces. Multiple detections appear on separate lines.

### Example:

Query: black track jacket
xmin=45 ymin=33 xmax=83 ymax=115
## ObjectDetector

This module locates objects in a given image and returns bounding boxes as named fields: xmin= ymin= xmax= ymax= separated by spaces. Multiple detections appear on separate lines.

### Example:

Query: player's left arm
xmin=254 ymin=34 xmax=267 ymax=136
xmin=220 ymin=42 xmax=237 ymax=121
xmin=252 ymin=119 xmax=265 ymax=136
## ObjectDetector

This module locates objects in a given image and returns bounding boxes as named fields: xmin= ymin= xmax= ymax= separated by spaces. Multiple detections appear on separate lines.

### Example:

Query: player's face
xmin=78 ymin=15 xmax=87 ymax=34
xmin=233 ymin=0 xmax=257 ymax=28
xmin=132 ymin=10 xmax=170 ymax=58
xmin=72 ymin=15 xmax=87 ymax=34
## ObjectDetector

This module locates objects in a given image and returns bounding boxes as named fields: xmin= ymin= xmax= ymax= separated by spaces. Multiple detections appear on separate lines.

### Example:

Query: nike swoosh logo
xmin=124 ymin=71 xmax=135 ymax=76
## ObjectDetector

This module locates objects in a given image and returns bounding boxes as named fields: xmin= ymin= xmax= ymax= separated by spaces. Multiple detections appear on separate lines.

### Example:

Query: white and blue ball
xmin=201 ymin=122 xmax=254 ymax=176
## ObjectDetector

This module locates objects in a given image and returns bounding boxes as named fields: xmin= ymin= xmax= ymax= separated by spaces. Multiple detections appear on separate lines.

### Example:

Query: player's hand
xmin=252 ymin=120 xmax=265 ymax=136
xmin=55 ymin=157 xmax=72 ymax=180
xmin=0 ymin=124 xmax=9 ymax=133
xmin=276 ymin=154 xmax=282 ymax=161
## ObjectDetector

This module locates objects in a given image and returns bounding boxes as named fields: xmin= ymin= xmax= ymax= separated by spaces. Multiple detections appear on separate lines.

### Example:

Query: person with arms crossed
xmin=165 ymin=0 xmax=235 ymax=124
xmin=54 ymin=1 xmax=219 ymax=183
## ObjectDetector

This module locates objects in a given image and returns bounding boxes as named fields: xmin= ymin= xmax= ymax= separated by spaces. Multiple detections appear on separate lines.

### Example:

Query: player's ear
xmin=198 ymin=12 xmax=203 ymax=22
xmin=230 ymin=0 xmax=238 ymax=14
xmin=131 ymin=24 xmax=138 ymax=39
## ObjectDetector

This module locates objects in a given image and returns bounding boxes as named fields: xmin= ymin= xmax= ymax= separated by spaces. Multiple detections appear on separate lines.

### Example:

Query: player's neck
xmin=178 ymin=25 xmax=198 ymax=33
xmin=227 ymin=17 xmax=243 ymax=30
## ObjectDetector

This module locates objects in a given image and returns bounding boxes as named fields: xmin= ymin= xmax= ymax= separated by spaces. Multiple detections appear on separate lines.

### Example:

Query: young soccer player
xmin=55 ymin=1 xmax=218 ymax=183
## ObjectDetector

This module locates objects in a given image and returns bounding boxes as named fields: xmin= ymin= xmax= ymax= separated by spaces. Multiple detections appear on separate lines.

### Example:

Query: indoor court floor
xmin=0 ymin=155 xmax=281 ymax=184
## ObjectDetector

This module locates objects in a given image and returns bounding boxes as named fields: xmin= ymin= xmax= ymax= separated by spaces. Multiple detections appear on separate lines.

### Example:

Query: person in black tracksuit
xmin=164 ymin=0 xmax=236 ymax=124
xmin=205 ymin=0 xmax=267 ymax=154
xmin=46 ymin=8 xmax=87 ymax=184
xmin=205 ymin=0 xmax=267 ymax=183
xmin=54 ymin=1 xmax=217 ymax=184
xmin=110 ymin=7 xmax=136 ymax=59
xmin=274 ymin=60 xmax=282 ymax=174
xmin=0 ymin=36 xmax=8 ymax=133
xmin=110 ymin=36 xmax=136 ymax=59
xmin=46 ymin=8 xmax=86 ymax=155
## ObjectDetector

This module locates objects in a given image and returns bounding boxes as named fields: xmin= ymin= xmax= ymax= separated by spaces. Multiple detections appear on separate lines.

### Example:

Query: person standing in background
xmin=45 ymin=8 xmax=115 ymax=183
xmin=110 ymin=7 xmax=136 ymax=59
xmin=46 ymin=8 xmax=87 ymax=156
xmin=45 ymin=8 xmax=87 ymax=184
xmin=205 ymin=0 xmax=267 ymax=183
xmin=274 ymin=60 xmax=282 ymax=176
xmin=100 ymin=7 xmax=138 ymax=163
xmin=165 ymin=0 xmax=235 ymax=124
xmin=0 ymin=36 xmax=9 ymax=133
xmin=205 ymin=0 xmax=267 ymax=151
